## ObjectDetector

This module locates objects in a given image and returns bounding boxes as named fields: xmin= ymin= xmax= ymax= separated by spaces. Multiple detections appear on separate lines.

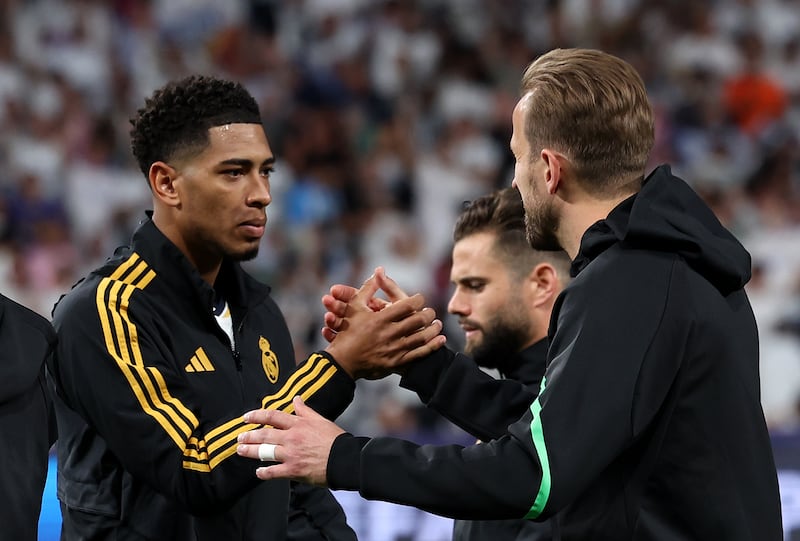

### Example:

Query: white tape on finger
xmin=258 ymin=443 xmax=277 ymax=462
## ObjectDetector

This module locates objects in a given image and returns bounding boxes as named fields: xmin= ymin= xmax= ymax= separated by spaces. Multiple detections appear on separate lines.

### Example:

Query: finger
xmin=399 ymin=323 xmax=447 ymax=364
xmin=321 ymin=326 xmax=336 ymax=343
xmin=291 ymin=395 xmax=325 ymax=421
xmin=395 ymin=317 xmax=443 ymax=352
xmin=237 ymin=425 xmax=279 ymax=445
xmin=323 ymin=310 xmax=343 ymax=333
xmin=377 ymin=293 xmax=428 ymax=323
xmin=385 ymin=305 xmax=437 ymax=337
xmin=322 ymin=295 xmax=348 ymax=318
xmin=350 ymin=273 xmax=382 ymax=307
xmin=237 ymin=442 xmax=278 ymax=460
xmin=366 ymin=297 xmax=391 ymax=312
xmin=292 ymin=395 xmax=311 ymax=416
xmin=256 ymin=463 xmax=304 ymax=483
xmin=329 ymin=284 xmax=358 ymax=303
xmin=374 ymin=267 xmax=409 ymax=302
xmin=242 ymin=408 xmax=297 ymax=430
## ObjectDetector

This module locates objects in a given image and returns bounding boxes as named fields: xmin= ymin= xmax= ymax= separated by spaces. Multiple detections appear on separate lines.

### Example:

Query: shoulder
xmin=0 ymin=294 xmax=55 ymax=345
xmin=570 ymin=246 xmax=680 ymax=299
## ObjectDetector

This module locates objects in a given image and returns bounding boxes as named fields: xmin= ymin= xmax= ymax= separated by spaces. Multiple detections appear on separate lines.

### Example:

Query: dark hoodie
xmin=0 ymin=294 xmax=57 ymax=541
xmin=327 ymin=165 xmax=783 ymax=540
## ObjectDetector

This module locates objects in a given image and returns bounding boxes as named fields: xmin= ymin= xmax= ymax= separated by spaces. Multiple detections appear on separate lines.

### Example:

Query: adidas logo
xmin=185 ymin=347 xmax=215 ymax=373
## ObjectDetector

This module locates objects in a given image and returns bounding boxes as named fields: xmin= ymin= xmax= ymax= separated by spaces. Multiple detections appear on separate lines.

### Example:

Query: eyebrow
xmin=219 ymin=157 xmax=276 ymax=167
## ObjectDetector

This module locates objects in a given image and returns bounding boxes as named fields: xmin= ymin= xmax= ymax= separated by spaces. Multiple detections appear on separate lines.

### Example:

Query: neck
xmin=152 ymin=211 xmax=221 ymax=285
xmin=558 ymin=194 xmax=632 ymax=259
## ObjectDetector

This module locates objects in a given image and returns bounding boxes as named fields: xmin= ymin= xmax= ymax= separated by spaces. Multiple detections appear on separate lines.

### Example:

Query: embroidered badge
xmin=259 ymin=336 xmax=279 ymax=383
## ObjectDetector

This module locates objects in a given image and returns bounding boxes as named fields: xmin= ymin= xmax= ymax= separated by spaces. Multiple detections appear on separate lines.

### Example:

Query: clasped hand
xmin=320 ymin=266 xmax=446 ymax=380
xmin=237 ymin=268 xmax=445 ymax=486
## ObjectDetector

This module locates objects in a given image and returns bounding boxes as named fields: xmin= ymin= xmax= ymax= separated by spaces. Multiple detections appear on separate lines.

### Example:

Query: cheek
xmin=512 ymin=163 xmax=525 ymax=188
xmin=475 ymin=290 xmax=505 ymax=317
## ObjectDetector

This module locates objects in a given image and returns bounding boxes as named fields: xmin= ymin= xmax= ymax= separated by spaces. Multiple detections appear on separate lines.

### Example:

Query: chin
xmin=229 ymin=246 xmax=260 ymax=262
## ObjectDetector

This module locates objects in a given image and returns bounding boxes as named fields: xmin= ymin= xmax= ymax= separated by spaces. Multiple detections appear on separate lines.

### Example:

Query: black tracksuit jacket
xmin=451 ymin=340 xmax=553 ymax=541
xmin=48 ymin=218 xmax=357 ymax=540
xmin=327 ymin=165 xmax=783 ymax=540
xmin=0 ymin=294 xmax=56 ymax=541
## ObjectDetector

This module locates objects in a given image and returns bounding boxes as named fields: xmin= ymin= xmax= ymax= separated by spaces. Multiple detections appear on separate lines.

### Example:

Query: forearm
xmin=400 ymin=349 xmax=537 ymax=441
xmin=326 ymin=432 xmax=541 ymax=520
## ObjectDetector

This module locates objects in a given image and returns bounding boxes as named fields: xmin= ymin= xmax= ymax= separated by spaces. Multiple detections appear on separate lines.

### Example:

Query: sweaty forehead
xmin=207 ymin=123 xmax=269 ymax=147
xmin=176 ymin=123 xmax=271 ymax=167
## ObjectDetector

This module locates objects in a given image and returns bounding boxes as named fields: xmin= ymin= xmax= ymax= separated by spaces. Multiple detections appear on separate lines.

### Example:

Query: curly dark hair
xmin=129 ymin=75 xmax=262 ymax=179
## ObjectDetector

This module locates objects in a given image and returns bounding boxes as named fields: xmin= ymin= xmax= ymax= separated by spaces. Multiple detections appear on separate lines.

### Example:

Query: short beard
xmin=467 ymin=317 xmax=530 ymax=371
xmin=234 ymin=247 xmax=260 ymax=262
xmin=524 ymin=198 xmax=561 ymax=251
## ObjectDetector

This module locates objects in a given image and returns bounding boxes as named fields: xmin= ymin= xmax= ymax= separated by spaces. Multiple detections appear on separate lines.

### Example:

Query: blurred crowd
xmin=1 ymin=0 xmax=799 ymax=437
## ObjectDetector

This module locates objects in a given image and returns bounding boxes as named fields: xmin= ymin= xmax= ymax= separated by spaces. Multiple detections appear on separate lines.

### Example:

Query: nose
xmin=247 ymin=174 xmax=272 ymax=208
xmin=447 ymin=289 xmax=468 ymax=316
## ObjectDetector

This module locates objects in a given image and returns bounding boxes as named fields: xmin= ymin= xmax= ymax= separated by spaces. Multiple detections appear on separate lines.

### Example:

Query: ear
xmin=149 ymin=161 xmax=181 ymax=207
xmin=527 ymin=262 xmax=561 ymax=308
xmin=540 ymin=149 xmax=562 ymax=195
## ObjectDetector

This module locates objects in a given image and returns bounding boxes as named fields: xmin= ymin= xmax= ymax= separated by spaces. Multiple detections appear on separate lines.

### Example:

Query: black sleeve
xmin=288 ymin=482 xmax=357 ymax=541
xmin=0 ymin=295 xmax=57 ymax=540
xmin=327 ymin=258 xmax=687 ymax=521
xmin=399 ymin=348 xmax=538 ymax=441
xmin=327 ymin=431 xmax=541 ymax=520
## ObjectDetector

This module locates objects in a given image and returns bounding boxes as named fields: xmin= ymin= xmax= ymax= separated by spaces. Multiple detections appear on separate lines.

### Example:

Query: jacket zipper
xmin=231 ymin=314 xmax=246 ymax=371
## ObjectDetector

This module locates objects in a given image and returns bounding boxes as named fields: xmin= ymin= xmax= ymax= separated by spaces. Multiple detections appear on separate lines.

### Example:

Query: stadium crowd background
xmin=1 ymin=0 xmax=799 ymax=539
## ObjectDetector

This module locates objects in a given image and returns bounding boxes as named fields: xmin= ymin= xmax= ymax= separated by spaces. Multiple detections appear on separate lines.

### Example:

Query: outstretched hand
xmin=322 ymin=268 xmax=445 ymax=379
xmin=237 ymin=396 xmax=342 ymax=486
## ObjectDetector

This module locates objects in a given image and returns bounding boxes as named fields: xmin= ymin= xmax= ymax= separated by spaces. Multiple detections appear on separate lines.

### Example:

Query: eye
xmin=260 ymin=166 xmax=275 ymax=177
xmin=223 ymin=168 xmax=245 ymax=178
xmin=466 ymin=280 xmax=485 ymax=292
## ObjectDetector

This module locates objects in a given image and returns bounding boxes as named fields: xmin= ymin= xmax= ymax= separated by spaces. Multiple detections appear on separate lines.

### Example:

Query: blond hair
xmin=520 ymin=48 xmax=655 ymax=196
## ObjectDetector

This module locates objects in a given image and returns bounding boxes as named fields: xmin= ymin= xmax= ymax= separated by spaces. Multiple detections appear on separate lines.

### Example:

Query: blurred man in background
xmin=445 ymin=187 xmax=570 ymax=541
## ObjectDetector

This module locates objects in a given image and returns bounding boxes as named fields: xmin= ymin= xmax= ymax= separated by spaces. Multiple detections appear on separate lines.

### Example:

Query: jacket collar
xmin=129 ymin=216 xmax=270 ymax=315
xmin=501 ymin=338 xmax=548 ymax=386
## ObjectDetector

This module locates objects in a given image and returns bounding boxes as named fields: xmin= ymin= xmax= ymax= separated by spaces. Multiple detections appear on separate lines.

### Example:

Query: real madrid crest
xmin=259 ymin=336 xmax=279 ymax=383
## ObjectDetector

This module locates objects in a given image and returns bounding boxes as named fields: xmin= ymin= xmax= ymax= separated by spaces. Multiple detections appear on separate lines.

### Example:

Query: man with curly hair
xmin=47 ymin=75 xmax=442 ymax=540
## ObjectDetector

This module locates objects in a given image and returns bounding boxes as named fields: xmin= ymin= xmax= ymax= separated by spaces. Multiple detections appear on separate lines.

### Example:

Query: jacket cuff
xmin=301 ymin=352 xmax=356 ymax=420
xmin=327 ymin=433 xmax=370 ymax=491
xmin=398 ymin=347 xmax=454 ymax=403
xmin=316 ymin=350 xmax=355 ymax=382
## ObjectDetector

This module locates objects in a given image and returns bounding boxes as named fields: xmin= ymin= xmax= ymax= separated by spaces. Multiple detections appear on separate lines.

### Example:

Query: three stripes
xmin=95 ymin=252 xmax=338 ymax=472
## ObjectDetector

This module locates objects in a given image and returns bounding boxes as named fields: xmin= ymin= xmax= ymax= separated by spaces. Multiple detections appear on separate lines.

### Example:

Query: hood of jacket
xmin=572 ymin=164 xmax=751 ymax=295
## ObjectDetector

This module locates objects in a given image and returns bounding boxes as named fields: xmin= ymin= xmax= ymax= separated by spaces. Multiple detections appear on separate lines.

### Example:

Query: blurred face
xmin=171 ymin=124 xmax=274 ymax=268
xmin=448 ymin=232 xmax=534 ymax=368
xmin=510 ymin=95 xmax=561 ymax=251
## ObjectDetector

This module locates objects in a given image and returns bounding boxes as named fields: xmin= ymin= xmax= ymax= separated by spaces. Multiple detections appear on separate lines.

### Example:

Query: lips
xmin=459 ymin=320 xmax=481 ymax=337
xmin=239 ymin=217 xmax=266 ymax=237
